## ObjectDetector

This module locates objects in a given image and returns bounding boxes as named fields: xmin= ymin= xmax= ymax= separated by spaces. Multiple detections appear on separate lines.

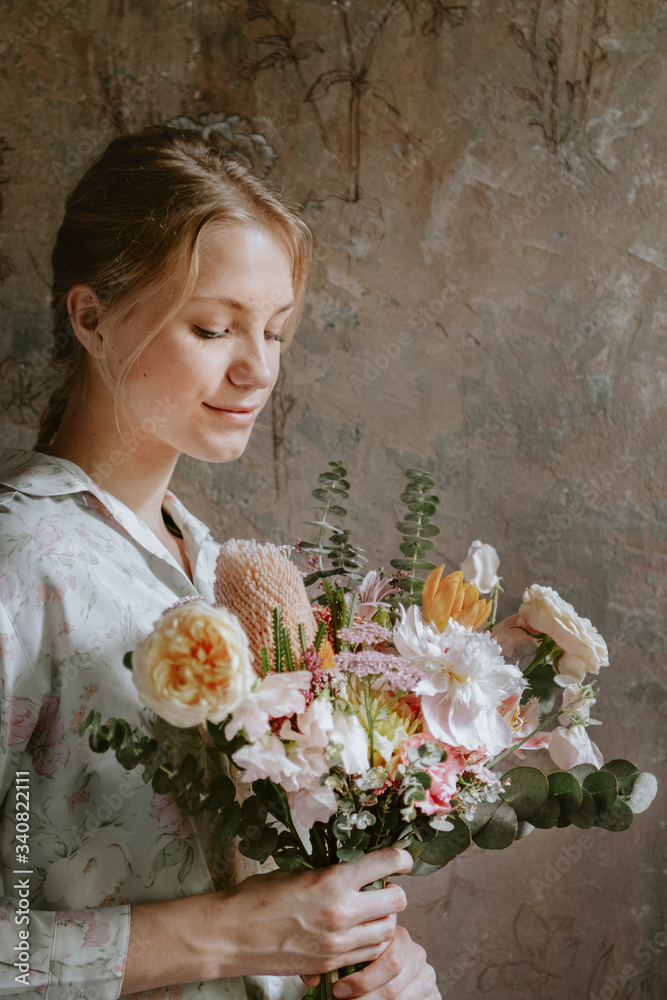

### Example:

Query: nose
xmin=225 ymin=325 xmax=277 ymax=391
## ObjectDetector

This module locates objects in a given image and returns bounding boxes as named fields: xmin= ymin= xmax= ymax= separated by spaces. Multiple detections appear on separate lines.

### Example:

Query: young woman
xmin=0 ymin=126 xmax=439 ymax=1000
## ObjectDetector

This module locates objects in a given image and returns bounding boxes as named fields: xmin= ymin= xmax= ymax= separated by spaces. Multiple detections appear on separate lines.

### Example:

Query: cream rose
xmin=132 ymin=601 xmax=254 ymax=727
xmin=517 ymin=584 xmax=608 ymax=681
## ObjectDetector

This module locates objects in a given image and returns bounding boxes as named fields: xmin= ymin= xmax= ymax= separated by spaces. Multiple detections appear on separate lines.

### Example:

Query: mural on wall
xmin=510 ymin=0 xmax=610 ymax=151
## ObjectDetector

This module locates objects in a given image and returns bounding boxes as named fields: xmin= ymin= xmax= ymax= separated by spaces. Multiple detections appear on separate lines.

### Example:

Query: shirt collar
xmin=0 ymin=447 xmax=215 ymax=592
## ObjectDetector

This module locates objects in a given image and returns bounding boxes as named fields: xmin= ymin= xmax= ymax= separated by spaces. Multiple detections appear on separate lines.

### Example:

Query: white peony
xmin=517 ymin=585 xmax=608 ymax=681
xmin=393 ymin=605 xmax=525 ymax=756
xmin=460 ymin=540 xmax=500 ymax=594
xmin=549 ymin=724 xmax=603 ymax=770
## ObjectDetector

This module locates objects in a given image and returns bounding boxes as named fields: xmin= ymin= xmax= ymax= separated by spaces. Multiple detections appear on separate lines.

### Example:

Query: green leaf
xmin=210 ymin=801 xmax=242 ymax=842
xmin=601 ymin=759 xmax=640 ymax=796
xmin=337 ymin=847 xmax=365 ymax=863
xmin=548 ymin=771 xmax=583 ymax=813
xmin=565 ymin=787 xmax=597 ymax=829
xmin=594 ymin=797 xmax=634 ymax=833
xmin=204 ymin=774 xmax=236 ymax=811
xmin=109 ymin=718 xmax=132 ymax=749
xmin=471 ymin=801 xmax=518 ymax=850
xmin=516 ymin=820 xmax=535 ymax=840
xmin=122 ymin=650 xmax=133 ymax=670
xmin=569 ymin=763 xmax=598 ymax=784
xmin=527 ymin=790 xmax=560 ymax=829
xmin=411 ymin=814 xmax=471 ymax=869
xmin=583 ymin=770 xmax=618 ymax=811
xmin=239 ymin=825 xmax=279 ymax=863
xmin=500 ymin=767 xmax=549 ymax=821
xmin=273 ymin=850 xmax=309 ymax=871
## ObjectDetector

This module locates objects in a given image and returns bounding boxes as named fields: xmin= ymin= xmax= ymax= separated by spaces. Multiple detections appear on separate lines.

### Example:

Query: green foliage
xmin=389 ymin=469 xmax=441 ymax=608
xmin=298 ymin=461 xmax=367 ymax=588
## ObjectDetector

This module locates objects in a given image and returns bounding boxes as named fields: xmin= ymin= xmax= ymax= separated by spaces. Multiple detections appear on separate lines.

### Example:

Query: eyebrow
xmin=192 ymin=294 xmax=295 ymax=316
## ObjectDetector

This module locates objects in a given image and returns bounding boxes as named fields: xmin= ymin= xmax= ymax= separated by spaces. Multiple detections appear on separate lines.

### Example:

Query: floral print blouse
xmin=0 ymin=447 xmax=305 ymax=1000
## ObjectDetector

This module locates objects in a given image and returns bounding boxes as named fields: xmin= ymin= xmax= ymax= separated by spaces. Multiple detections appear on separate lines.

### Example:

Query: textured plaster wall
xmin=1 ymin=1 xmax=666 ymax=996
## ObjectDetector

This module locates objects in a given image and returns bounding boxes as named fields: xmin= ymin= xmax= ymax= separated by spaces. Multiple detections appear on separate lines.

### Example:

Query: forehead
xmin=194 ymin=223 xmax=294 ymax=311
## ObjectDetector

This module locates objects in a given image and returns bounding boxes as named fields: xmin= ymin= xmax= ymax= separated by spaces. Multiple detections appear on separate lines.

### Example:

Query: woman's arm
xmin=121 ymin=849 xmax=413 ymax=994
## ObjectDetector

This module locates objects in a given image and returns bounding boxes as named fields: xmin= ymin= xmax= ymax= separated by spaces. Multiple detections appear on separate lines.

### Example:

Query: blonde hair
xmin=33 ymin=124 xmax=312 ymax=454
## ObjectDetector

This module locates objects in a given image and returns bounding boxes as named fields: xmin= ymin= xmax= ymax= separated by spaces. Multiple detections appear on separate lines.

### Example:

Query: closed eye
xmin=192 ymin=324 xmax=284 ymax=343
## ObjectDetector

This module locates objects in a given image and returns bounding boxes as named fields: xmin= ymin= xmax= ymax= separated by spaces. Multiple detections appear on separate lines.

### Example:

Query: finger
xmin=341 ymin=848 xmax=413 ymax=889
xmin=331 ymin=939 xmax=391 ymax=972
xmin=336 ymin=913 xmax=396 ymax=953
xmin=336 ymin=963 xmax=435 ymax=1000
xmin=301 ymin=975 xmax=321 ymax=988
xmin=348 ymin=882 xmax=407 ymax=924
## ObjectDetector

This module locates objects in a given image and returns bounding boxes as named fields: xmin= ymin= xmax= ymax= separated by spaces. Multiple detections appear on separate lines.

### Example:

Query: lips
xmin=204 ymin=403 xmax=258 ymax=413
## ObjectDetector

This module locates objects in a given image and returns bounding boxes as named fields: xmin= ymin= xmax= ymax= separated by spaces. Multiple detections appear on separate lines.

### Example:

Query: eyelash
xmin=192 ymin=324 xmax=285 ymax=343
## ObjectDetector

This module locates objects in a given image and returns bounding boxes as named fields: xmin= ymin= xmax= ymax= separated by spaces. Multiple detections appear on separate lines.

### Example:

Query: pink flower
xmin=0 ymin=572 xmax=16 ymax=602
xmin=400 ymin=734 xmax=468 ymax=816
xmin=333 ymin=650 xmax=424 ymax=690
xmin=26 ymin=697 xmax=70 ymax=777
xmin=351 ymin=571 xmax=399 ymax=621
xmin=151 ymin=793 xmax=194 ymax=839
xmin=33 ymin=522 xmax=74 ymax=558
xmin=338 ymin=620 xmax=393 ymax=645
xmin=55 ymin=910 xmax=111 ymax=947
xmin=2 ymin=697 xmax=37 ymax=746
xmin=0 ymin=634 xmax=14 ymax=665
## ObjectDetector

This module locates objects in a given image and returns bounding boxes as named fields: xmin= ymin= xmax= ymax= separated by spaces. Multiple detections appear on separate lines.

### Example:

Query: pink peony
xmin=3 ymin=697 xmax=37 ymax=746
xmin=33 ymin=522 xmax=74 ymax=558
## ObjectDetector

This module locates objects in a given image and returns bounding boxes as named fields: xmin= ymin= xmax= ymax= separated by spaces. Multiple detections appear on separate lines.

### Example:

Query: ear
xmin=67 ymin=284 xmax=106 ymax=357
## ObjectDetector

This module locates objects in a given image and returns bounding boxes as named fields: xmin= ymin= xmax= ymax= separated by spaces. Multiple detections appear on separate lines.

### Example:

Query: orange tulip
xmin=422 ymin=565 xmax=492 ymax=633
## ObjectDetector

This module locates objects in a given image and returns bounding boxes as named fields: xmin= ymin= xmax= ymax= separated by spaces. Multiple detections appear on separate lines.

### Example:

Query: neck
xmin=42 ymin=380 xmax=180 ymax=533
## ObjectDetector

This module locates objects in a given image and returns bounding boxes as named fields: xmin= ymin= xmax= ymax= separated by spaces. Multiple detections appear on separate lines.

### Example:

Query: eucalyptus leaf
xmin=593 ymin=797 xmax=634 ymax=833
xmin=239 ymin=825 xmax=279 ymax=863
xmin=624 ymin=772 xmax=658 ymax=814
xmin=548 ymin=771 xmax=583 ymax=813
xmin=527 ymin=790 xmax=560 ymax=829
xmin=500 ymin=767 xmax=549 ymax=821
xmin=415 ymin=815 xmax=471 ymax=868
xmin=566 ymin=787 xmax=597 ymax=830
xmin=583 ymin=770 xmax=618 ymax=811
xmin=472 ymin=801 xmax=518 ymax=850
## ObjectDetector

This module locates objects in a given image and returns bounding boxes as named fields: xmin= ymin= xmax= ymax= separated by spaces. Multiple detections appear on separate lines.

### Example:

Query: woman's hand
xmin=211 ymin=847 xmax=413 ymax=979
xmin=302 ymin=926 xmax=440 ymax=1000
xmin=122 ymin=846 xmax=415 ymax=994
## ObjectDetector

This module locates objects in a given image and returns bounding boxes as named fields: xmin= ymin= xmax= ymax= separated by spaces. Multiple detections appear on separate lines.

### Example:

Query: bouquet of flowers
xmin=81 ymin=464 xmax=657 ymax=994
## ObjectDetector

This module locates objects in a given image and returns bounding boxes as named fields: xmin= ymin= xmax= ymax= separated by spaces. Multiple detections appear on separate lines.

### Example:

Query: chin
xmin=183 ymin=434 xmax=253 ymax=465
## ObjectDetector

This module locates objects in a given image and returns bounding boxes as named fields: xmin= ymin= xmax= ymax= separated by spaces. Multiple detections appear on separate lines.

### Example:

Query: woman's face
xmin=106 ymin=222 xmax=294 ymax=464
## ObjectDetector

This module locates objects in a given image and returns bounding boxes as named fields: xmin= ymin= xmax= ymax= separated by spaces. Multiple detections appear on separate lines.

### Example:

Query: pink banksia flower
xmin=215 ymin=538 xmax=330 ymax=675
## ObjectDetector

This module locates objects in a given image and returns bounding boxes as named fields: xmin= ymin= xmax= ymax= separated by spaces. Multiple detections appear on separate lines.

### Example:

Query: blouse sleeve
xmin=0 ymin=596 xmax=131 ymax=1000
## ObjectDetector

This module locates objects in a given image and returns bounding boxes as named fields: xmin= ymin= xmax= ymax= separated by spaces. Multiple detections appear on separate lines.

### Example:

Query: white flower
xmin=232 ymin=733 xmax=306 ymax=791
xmin=517 ymin=585 xmax=608 ymax=681
xmin=460 ymin=540 xmax=500 ymax=594
xmin=329 ymin=710 xmax=370 ymax=774
xmin=291 ymin=696 xmax=335 ymax=749
xmin=393 ymin=606 xmax=525 ymax=755
xmin=288 ymin=780 xmax=338 ymax=829
xmin=549 ymin=724 xmax=603 ymax=769
xmin=225 ymin=671 xmax=312 ymax=741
